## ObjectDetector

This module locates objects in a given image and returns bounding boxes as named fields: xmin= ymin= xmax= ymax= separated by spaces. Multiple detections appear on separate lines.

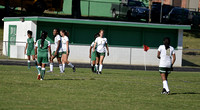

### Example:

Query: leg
xmin=49 ymin=55 xmax=55 ymax=72
xmin=95 ymin=56 xmax=99 ymax=73
xmin=62 ymin=54 xmax=67 ymax=72
xmin=27 ymin=55 xmax=31 ymax=69
xmin=57 ymin=57 xmax=63 ymax=73
xmin=98 ymin=55 xmax=105 ymax=74
xmin=160 ymin=73 xmax=170 ymax=93
xmin=66 ymin=54 xmax=75 ymax=72
xmin=41 ymin=63 xmax=46 ymax=80
xmin=32 ymin=55 xmax=37 ymax=66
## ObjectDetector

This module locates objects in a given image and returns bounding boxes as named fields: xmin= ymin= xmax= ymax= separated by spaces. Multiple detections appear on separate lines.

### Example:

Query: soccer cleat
xmin=73 ymin=66 xmax=76 ymax=72
xmin=60 ymin=71 xmax=64 ymax=73
xmin=40 ymin=78 xmax=43 ymax=81
xmin=166 ymin=91 xmax=170 ymax=95
xmin=161 ymin=88 xmax=167 ymax=94
xmin=46 ymin=70 xmax=53 ymax=73
xmin=99 ymin=71 xmax=102 ymax=74
xmin=37 ymin=75 xmax=40 ymax=80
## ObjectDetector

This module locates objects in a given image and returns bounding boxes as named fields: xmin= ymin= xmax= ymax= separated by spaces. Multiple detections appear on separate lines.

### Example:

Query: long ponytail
xmin=41 ymin=31 xmax=48 ymax=48
xmin=163 ymin=37 xmax=170 ymax=50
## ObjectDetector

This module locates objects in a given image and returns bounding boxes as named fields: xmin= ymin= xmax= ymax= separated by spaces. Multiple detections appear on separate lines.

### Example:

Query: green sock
xmin=28 ymin=60 xmax=31 ymax=69
xmin=37 ymin=66 xmax=41 ymax=75
xmin=41 ymin=68 xmax=45 ymax=79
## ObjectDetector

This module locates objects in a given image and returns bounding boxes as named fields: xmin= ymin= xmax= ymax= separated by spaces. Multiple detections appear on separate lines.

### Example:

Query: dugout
xmin=2 ymin=16 xmax=190 ymax=66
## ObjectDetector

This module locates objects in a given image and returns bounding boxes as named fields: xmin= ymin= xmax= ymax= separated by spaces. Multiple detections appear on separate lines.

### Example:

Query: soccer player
xmin=35 ymin=31 xmax=51 ymax=80
xmin=93 ymin=29 xmax=109 ymax=74
xmin=24 ymin=30 xmax=37 ymax=69
xmin=157 ymin=37 xmax=176 ymax=95
xmin=89 ymin=33 xmax=100 ymax=72
xmin=48 ymin=29 xmax=63 ymax=73
xmin=60 ymin=30 xmax=76 ymax=72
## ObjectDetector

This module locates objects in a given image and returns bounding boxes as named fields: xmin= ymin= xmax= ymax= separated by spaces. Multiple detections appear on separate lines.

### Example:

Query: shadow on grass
xmin=182 ymin=59 xmax=200 ymax=67
xmin=170 ymin=92 xmax=200 ymax=95
xmin=45 ymin=78 xmax=96 ymax=81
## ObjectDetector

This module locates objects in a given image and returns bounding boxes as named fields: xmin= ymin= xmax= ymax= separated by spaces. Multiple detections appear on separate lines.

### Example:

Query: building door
xmin=8 ymin=25 xmax=17 ymax=57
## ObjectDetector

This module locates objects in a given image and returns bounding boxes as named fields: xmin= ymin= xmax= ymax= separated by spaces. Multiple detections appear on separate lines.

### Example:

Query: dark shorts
xmin=159 ymin=67 xmax=171 ymax=74
xmin=96 ymin=52 xmax=105 ymax=58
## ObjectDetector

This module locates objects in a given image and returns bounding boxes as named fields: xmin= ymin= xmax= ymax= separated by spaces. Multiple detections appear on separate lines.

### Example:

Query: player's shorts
xmin=52 ymin=51 xmax=62 ymax=58
xmin=159 ymin=67 xmax=171 ymax=74
xmin=96 ymin=52 xmax=105 ymax=57
xmin=27 ymin=49 xmax=35 ymax=56
xmin=37 ymin=56 xmax=48 ymax=64
xmin=62 ymin=51 xmax=70 ymax=55
xmin=91 ymin=51 xmax=96 ymax=61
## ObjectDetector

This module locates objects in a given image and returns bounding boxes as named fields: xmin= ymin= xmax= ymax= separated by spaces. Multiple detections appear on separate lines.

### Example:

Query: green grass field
xmin=0 ymin=65 xmax=199 ymax=110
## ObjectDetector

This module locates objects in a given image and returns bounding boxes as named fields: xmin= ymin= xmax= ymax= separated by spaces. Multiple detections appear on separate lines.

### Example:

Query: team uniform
xmin=94 ymin=37 xmax=108 ymax=74
xmin=35 ymin=39 xmax=51 ymax=80
xmin=95 ymin=37 xmax=107 ymax=57
xmin=158 ymin=45 xmax=175 ymax=94
xmin=158 ymin=45 xmax=175 ymax=74
xmin=53 ymin=34 xmax=63 ymax=57
xmin=26 ymin=37 xmax=35 ymax=55
xmin=61 ymin=36 xmax=75 ymax=72
xmin=90 ymin=41 xmax=96 ymax=61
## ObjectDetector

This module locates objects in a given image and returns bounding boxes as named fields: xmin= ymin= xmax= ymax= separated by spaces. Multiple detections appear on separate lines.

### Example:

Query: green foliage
xmin=0 ymin=65 xmax=199 ymax=110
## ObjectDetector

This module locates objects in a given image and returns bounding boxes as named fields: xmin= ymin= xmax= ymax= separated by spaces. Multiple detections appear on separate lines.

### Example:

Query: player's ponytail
xmin=163 ymin=37 xmax=170 ymax=50
xmin=41 ymin=31 xmax=48 ymax=48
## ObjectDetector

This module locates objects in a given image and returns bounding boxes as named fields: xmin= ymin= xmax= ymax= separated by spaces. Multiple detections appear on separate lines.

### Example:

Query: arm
xmin=157 ymin=51 xmax=161 ymax=59
xmin=66 ymin=41 xmax=69 ymax=55
xmin=48 ymin=46 xmax=52 ymax=57
xmin=106 ymin=43 xmax=109 ymax=56
xmin=89 ymin=46 xmax=92 ymax=58
xmin=55 ymin=40 xmax=61 ymax=55
xmin=93 ymin=42 xmax=97 ymax=52
xmin=172 ymin=54 xmax=176 ymax=66
xmin=35 ymin=47 xmax=37 ymax=59
xmin=24 ymin=43 xmax=28 ymax=54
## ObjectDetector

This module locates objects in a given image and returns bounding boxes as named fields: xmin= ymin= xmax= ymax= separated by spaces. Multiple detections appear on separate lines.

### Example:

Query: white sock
xmin=62 ymin=63 xmax=65 ymax=71
xmin=95 ymin=64 xmax=98 ymax=72
xmin=163 ymin=80 xmax=170 ymax=92
xmin=50 ymin=63 xmax=53 ymax=71
xmin=59 ymin=64 xmax=63 ymax=72
xmin=68 ymin=62 xmax=74 ymax=68
xmin=99 ymin=64 xmax=103 ymax=72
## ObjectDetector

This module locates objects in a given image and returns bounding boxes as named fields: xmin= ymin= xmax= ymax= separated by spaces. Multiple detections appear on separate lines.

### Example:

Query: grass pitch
xmin=0 ymin=65 xmax=199 ymax=110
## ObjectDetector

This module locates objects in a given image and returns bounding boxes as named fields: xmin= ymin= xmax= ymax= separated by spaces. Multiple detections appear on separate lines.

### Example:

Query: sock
xmin=34 ymin=60 xmax=37 ymax=66
xmin=41 ymin=68 xmax=45 ymax=79
xmin=95 ymin=64 xmax=99 ymax=72
xmin=62 ymin=63 xmax=65 ymax=71
xmin=28 ymin=60 xmax=31 ymax=68
xmin=94 ymin=65 xmax=96 ymax=72
xmin=59 ymin=64 xmax=63 ymax=72
xmin=99 ymin=64 xmax=103 ymax=72
xmin=37 ymin=66 xmax=41 ymax=75
xmin=50 ymin=63 xmax=53 ymax=71
xmin=68 ymin=62 xmax=74 ymax=68
xmin=163 ymin=80 xmax=170 ymax=92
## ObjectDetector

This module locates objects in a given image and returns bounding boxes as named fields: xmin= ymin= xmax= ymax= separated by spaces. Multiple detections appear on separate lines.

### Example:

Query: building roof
xmin=3 ymin=16 xmax=191 ymax=30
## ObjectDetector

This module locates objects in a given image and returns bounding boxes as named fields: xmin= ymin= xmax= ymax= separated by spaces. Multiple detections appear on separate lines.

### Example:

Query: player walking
xmin=24 ymin=30 xmax=37 ymax=69
xmin=89 ymin=33 xmax=100 ymax=72
xmin=60 ymin=30 xmax=76 ymax=72
xmin=93 ymin=30 xmax=109 ymax=74
xmin=157 ymin=37 xmax=176 ymax=95
xmin=48 ymin=29 xmax=63 ymax=73
xmin=35 ymin=31 xmax=51 ymax=80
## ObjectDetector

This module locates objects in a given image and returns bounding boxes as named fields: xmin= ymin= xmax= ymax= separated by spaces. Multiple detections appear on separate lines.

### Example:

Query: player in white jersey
xmin=93 ymin=29 xmax=109 ymax=74
xmin=48 ymin=29 xmax=63 ymax=73
xmin=157 ymin=37 xmax=176 ymax=95
xmin=60 ymin=30 xmax=76 ymax=72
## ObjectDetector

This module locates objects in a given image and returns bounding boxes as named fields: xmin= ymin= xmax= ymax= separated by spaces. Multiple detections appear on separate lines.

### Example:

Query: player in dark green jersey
xmin=24 ymin=30 xmax=37 ymax=69
xmin=35 ymin=31 xmax=52 ymax=80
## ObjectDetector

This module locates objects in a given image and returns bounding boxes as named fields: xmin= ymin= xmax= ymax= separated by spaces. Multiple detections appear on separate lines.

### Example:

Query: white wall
xmin=3 ymin=21 xmax=37 ymax=58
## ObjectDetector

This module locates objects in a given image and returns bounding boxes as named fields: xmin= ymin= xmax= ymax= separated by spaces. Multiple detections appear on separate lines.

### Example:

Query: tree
xmin=72 ymin=0 xmax=81 ymax=18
